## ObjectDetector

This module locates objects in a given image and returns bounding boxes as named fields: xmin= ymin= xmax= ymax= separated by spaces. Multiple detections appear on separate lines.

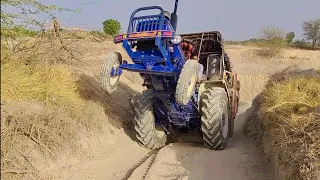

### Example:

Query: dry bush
xmin=2 ymin=33 xmax=80 ymax=65
xmin=255 ymin=37 xmax=287 ymax=58
xmin=255 ymin=25 xmax=287 ymax=58
xmin=245 ymin=67 xmax=320 ymax=179
xmin=4 ymin=30 xmax=112 ymax=67
xmin=60 ymin=30 xmax=112 ymax=42
xmin=1 ymin=2 xmax=109 ymax=179
xmin=1 ymin=32 xmax=105 ymax=179
xmin=1 ymin=100 xmax=104 ymax=179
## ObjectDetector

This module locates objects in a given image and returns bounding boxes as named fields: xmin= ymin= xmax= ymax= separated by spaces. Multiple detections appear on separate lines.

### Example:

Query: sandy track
xmin=66 ymin=141 xmax=150 ymax=180
xmin=61 ymin=103 xmax=271 ymax=180
xmin=41 ymin=125 xmax=151 ymax=180
xmin=50 ymin=73 xmax=271 ymax=180
xmin=127 ymin=103 xmax=272 ymax=180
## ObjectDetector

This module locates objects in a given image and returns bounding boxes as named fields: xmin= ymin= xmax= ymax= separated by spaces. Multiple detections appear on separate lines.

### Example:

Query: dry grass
xmin=225 ymin=45 xmax=320 ymax=76
xmin=1 ymin=33 xmax=105 ymax=179
xmin=61 ymin=30 xmax=112 ymax=42
xmin=245 ymin=68 xmax=320 ymax=180
xmin=255 ymin=41 xmax=285 ymax=58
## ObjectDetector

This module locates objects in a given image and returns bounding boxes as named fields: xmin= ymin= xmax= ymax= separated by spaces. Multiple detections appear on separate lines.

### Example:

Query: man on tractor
xmin=181 ymin=40 xmax=196 ymax=59
xmin=164 ymin=11 xmax=171 ymax=21
xmin=180 ymin=40 xmax=204 ymax=83
xmin=223 ymin=51 xmax=233 ymax=72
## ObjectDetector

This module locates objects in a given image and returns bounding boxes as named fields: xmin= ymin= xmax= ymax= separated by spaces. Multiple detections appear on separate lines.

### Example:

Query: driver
xmin=180 ymin=40 xmax=204 ymax=83
xmin=164 ymin=11 xmax=171 ymax=21
xmin=224 ymin=51 xmax=233 ymax=72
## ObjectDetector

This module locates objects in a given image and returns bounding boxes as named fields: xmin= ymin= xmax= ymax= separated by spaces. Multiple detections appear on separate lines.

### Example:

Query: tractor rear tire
xmin=134 ymin=90 xmax=167 ymax=150
xmin=201 ymin=87 xmax=230 ymax=150
xmin=101 ymin=51 xmax=122 ymax=93
xmin=175 ymin=60 xmax=198 ymax=105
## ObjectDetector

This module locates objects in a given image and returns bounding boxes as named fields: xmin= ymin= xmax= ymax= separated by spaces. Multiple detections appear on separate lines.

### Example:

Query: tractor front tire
xmin=101 ymin=51 xmax=122 ymax=93
xmin=175 ymin=60 xmax=198 ymax=105
xmin=201 ymin=87 xmax=230 ymax=150
xmin=134 ymin=90 xmax=167 ymax=150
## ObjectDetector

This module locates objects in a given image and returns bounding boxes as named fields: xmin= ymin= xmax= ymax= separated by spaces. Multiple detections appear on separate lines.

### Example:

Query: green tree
xmin=103 ymin=19 xmax=121 ymax=36
xmin=302 ymin=19 xmax=320 ymax=49
xmin=285 ymin=32 xmax=295 ymax=44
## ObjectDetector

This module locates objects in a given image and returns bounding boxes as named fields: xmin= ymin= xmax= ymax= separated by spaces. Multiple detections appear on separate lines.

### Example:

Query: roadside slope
xmin=245 ymin=67 xmax=320 ymax=180
xmin=33 ymin=38 xmax=153 ymax=180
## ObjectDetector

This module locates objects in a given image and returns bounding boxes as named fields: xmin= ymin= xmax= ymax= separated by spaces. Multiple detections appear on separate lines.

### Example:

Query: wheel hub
xmin=109 ymin=62 xmax=120 ymax=86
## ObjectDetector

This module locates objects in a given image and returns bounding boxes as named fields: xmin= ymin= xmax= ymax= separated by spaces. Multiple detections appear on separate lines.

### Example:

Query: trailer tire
xmin=229 ymin=93 xmax=236 ymax=137
xmin=175 ymin=60 xmax=198 ymax=105
xmin=134 ymin=90 xmax=167 ymax=150
xmin=201 ymin=87 xmax=230 ymax=150
xmin=100 ymin=51 xmax=122 ymax=93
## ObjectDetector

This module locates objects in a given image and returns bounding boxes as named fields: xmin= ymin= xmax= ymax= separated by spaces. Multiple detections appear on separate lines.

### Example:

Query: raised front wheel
xmin=100 ymin=51 xmax=122 ymax=93
xmin=175 ymin=60 xmax=198 ymax=105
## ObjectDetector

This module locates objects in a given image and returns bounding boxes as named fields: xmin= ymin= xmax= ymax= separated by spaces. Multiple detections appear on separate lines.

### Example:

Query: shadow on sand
xmin=77 ymin=73 xmax=141 ymax=142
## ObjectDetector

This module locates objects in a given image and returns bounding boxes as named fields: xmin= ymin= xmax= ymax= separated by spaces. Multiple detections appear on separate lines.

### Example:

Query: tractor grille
xmin=129 ymin=15 xmax=168 ymax=33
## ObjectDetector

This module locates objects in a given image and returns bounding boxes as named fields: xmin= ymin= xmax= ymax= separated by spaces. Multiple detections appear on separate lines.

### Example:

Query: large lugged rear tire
xmin=201 ymin=87 xmax=230 ymax=150
xmin=175 ymin=60 xmax=198 ymax=105
xmin=134 ymin=90 xmax=167 ymax=150
xmin=100 ymin=51 xmax=122 ymax=93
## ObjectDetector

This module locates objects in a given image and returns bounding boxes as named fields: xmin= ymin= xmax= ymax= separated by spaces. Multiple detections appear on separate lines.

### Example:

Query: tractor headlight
xmin=171 ymin=35 xmax=182 ymax=44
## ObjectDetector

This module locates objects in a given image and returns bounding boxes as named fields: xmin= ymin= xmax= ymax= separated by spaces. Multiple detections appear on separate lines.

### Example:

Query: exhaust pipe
xmin=171 ymin=0 xmax=179 ymax=31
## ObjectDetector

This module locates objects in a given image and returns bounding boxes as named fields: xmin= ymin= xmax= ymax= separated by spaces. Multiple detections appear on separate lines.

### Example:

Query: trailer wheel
xmin=175 ymin=60 xmax=198 ymax=105
xmin=201 ymin=87 xmax=230 ymax=150
xmin=100 ymin=51 xmax=122 ymax=93
xmin=229 ymin=75 xmax=238 ymax=137
xmin=134 ymin=90 xmax=167 ymax=150
xmin=229 ymin=92 xmax=236 ymax=137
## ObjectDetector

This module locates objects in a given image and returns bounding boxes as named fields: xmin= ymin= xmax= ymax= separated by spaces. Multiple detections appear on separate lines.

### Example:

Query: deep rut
xmin=122 ymin=151 xmax=158 ymax=180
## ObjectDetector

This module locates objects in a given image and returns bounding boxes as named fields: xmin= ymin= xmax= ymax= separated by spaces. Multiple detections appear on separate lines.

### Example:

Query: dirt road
xmin=127 ymin=103 xmax=272 ymax=180
xmin=55 ymin=102 xmax=271 ymax=180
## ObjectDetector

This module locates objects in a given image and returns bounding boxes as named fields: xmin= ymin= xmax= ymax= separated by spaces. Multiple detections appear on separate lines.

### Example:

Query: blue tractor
xmin=100 ymin=0 xmax=240 ymax=150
